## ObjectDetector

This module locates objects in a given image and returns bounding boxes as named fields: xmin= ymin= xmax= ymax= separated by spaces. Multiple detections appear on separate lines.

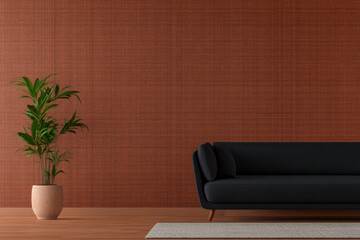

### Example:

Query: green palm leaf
xmin=12 ymin=74 xmax=87 ymax=185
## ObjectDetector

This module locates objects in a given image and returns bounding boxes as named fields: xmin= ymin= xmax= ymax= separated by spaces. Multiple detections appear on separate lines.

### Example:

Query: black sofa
xmin=193 ymin=142 xmax=360 ymax=221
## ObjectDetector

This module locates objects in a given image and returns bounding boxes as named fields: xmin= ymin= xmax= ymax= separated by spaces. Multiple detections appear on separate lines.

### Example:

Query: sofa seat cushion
xmin=204 ymin=175 xmax=360 ymax=203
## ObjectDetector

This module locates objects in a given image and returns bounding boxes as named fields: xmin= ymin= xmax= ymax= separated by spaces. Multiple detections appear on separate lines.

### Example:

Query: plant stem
xmin=40 ymin=150 xmax=51 ymax=185
xmin=45 ymin=150 xmax=50 ymax=184
xmin=40 ymin=155 xmax=43 ymax=184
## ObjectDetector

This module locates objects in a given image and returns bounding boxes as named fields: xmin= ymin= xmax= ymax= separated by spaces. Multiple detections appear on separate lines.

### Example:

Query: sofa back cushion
xmin=213 ymin=142 xmax=360 ymax=175
xmin=213 ymin=145 xmax=236 ymax=178
xmin=198 ymin=143 xmax=217 ymax=181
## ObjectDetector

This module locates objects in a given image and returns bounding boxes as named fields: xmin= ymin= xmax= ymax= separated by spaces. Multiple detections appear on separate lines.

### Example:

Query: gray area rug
xmin=146 ymin=222 xmax=360 ymax=238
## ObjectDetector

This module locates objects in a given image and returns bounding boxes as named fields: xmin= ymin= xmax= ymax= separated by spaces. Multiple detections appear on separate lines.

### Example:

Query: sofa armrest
xmin=192 ymin=150 xmax=212 ymax=209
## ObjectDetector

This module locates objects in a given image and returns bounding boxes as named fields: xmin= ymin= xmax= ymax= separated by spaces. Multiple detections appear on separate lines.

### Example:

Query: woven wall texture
xmin=0 ymin=0 xmax=359 ymax=207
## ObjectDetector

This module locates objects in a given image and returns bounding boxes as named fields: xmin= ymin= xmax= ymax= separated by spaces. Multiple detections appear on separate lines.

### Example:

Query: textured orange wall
xmin=0 ymin=0 xmax=359 ymax=207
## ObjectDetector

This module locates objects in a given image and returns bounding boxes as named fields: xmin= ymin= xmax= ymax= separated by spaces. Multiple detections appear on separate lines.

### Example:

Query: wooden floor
xmin=1 ymin=208 xmax=360 ymax=239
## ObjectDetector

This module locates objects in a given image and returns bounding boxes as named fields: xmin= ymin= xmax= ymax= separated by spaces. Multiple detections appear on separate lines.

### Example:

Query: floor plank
xmin=1 ymin=208 xmax=360 ymax=239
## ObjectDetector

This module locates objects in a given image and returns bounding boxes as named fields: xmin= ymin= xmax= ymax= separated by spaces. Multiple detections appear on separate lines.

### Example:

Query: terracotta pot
xmin=31 ymin=185 xmax=63 ymax=220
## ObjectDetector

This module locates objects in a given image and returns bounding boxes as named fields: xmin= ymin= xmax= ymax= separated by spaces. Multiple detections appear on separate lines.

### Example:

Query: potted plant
xmin=12 ymin=74 xmax=87 ymax=220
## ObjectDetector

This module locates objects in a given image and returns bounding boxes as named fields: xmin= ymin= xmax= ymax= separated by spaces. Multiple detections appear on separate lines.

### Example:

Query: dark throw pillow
xmin=213 ymin=145 xmax=236 ymax=178
xmin=197 ymin=143 xmax=217 ymax=181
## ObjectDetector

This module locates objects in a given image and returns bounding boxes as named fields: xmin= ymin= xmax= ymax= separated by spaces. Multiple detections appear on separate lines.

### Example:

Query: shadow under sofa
xmin=193 ymin=142 xmax=360 ymax=221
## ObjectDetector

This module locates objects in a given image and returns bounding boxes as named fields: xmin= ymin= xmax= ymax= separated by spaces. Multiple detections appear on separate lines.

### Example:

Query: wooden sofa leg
xmin=208 ymin=209 xmax=215 ymax=221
